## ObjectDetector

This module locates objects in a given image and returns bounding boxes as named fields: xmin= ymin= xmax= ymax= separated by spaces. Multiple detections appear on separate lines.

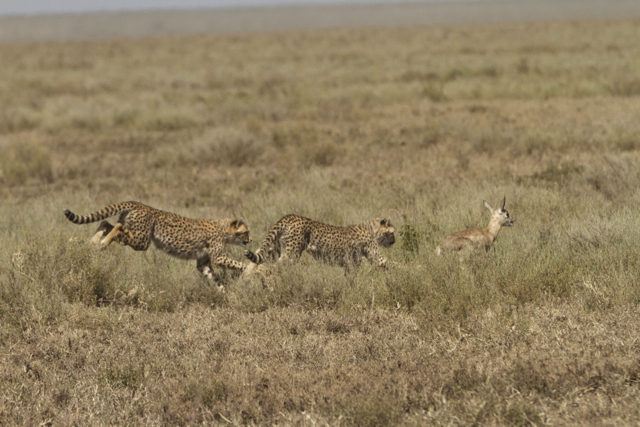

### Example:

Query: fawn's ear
xmin=483 ymin=200 xmax=494 ymax=213
xmin=501 ymin=195 xmax=506 ymax=211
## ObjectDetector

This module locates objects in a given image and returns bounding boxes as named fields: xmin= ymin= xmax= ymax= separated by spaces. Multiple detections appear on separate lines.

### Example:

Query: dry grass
xmin=2 ymin=18 xmax=640 ymax=426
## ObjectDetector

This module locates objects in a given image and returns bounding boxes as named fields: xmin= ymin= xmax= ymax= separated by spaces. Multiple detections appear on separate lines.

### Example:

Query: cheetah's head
xmin=226 ymin=219 xmax=252 ymax=247
xmin=375 ymin=217 xmax=396 ymax=248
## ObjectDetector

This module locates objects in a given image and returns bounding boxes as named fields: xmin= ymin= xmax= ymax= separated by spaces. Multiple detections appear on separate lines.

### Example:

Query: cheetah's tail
xmin=243 ymin=217 xmax=288 ymax=264
xmin=244 ymin=249 xmax=262 ymax=264
xmin=64 ymin=201 xmax=140 ymax=225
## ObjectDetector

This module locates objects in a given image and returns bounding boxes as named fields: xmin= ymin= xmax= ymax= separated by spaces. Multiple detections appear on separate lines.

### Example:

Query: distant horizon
xmin=2 ymin=0 xmax=637 ymax=43
xmin=0 ymin=0 xmax=477 ymax=17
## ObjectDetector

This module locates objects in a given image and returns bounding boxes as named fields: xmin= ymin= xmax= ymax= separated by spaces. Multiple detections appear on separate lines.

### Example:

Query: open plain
xmin=2 ymin=7 xmax=640 ymax=426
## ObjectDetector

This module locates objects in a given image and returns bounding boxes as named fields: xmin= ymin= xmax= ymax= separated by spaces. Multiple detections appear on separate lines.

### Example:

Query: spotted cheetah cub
xmin=64 ymin=202 xmax=251 ymax=282
xmin=244 ymin=214 xmax=395 ymax=272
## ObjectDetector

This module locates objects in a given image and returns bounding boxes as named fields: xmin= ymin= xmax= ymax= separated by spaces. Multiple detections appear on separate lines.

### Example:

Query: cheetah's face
xmin=376 ymin=217 xmax=396 ymax=248
xmin=227 ymin=219 xmax=252 ymax=247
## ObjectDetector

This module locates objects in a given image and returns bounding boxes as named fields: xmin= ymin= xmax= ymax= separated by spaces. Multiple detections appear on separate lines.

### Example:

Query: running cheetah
xmin=244 ymin=214 xmax=396 ymax=271
xmin=64 ymin=201 xmax=251 ymax=280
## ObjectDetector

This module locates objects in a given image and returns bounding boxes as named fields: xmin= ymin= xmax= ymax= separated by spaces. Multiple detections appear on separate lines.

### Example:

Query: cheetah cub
xmin=64 ymin=201 xmax=251 ymax=284
xmin=244 ymin=214 xmax=396 ymax=273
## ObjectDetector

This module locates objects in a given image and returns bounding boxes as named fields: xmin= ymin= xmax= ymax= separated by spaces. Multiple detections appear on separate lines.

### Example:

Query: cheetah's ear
xmin=380 ymin=217 xmax=391 ymax=227
xmin=230 ymin=219 xmax=242 ymax=229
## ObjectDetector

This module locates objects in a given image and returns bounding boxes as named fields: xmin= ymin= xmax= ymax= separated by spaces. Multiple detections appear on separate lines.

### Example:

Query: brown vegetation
xmin=2 ymin=17 xmax=640 ymax=425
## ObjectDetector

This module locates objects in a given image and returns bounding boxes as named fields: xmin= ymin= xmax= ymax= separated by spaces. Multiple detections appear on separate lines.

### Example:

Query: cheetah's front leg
xmin=212 ymin=255 xmax=246 ymax=272
xmin=197 ymin=255 xmax=226 ymax=292
xmin=364 ymin=246 xmax=389 ymax=270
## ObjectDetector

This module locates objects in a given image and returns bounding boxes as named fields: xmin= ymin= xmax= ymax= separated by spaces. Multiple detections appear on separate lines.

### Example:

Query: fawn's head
xmin=484 ymin=196 xmax=515 ymax=228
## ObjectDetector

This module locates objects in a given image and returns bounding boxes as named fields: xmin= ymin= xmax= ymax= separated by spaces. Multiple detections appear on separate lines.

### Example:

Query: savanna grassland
xmin=3 ymin=16 xmax=640 ymax=426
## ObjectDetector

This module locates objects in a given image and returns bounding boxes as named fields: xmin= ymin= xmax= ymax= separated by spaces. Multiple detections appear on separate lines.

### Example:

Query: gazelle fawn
xmin=436 ymin=196 xmax=515 ymax=256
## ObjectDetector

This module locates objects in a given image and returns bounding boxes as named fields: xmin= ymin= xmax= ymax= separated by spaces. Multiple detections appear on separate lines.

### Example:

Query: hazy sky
xmin=0 ymin=0 xmax=448 ymax=16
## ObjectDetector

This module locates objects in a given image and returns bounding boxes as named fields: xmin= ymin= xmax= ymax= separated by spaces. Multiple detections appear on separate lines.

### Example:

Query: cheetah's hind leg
xmin=90 ymin=221 xmax=115 ymax=246
xmin=98 ymin=223 xmax=123 ymax=249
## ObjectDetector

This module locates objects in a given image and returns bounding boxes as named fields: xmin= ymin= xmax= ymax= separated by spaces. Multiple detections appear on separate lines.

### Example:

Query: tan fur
xmin=436 ymin=197 xmax=515 ymax=255
xmin=244 ymin=214 xmax=396 ymax=271
xmin=64 ymin=202 xmax=251 ymax=280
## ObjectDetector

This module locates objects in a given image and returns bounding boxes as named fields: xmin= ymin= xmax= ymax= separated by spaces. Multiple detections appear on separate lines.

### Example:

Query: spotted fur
xmin=244 ymin=214 xmax=395 ymax=270
xmin=64 ymin=201 xmax=251 ymax=278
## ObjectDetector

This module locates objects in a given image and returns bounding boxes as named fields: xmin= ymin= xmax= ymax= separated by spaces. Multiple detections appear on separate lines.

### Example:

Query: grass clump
xmin=343 ymin=393 xmax=405 ymax=427
xmin=153 ymin=127 xmax=264 ymax=168
xmin=0 ymin=141 xmax=53 ymax=186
